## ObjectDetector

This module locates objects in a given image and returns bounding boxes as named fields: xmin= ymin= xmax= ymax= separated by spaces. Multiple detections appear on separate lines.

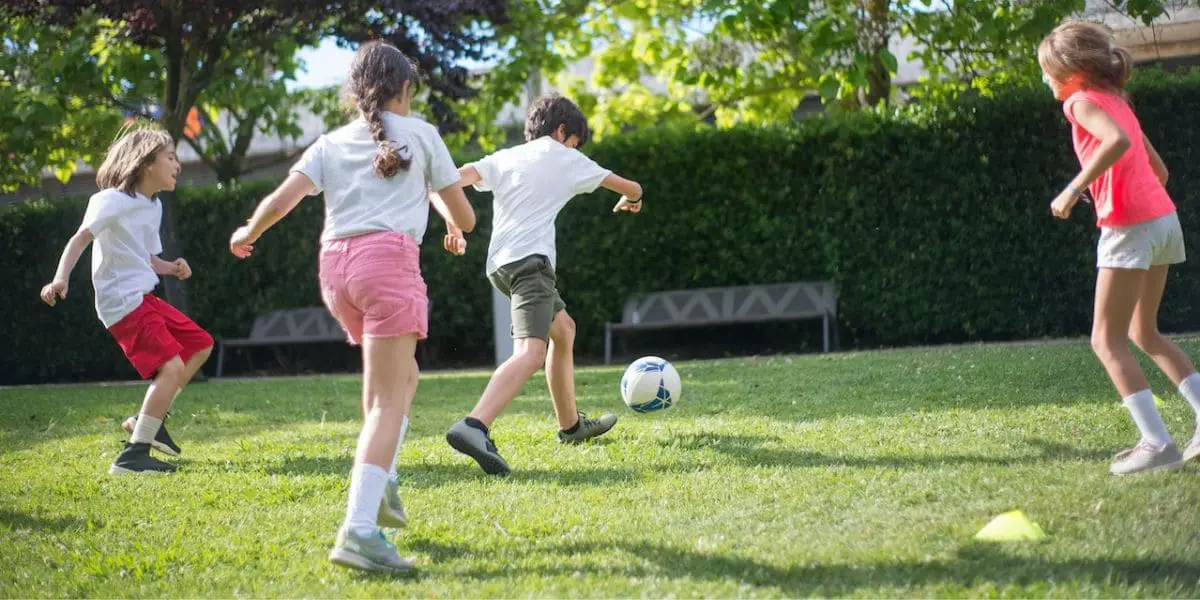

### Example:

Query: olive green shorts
xmin=488 ymin=255 xmax=567 ymax=341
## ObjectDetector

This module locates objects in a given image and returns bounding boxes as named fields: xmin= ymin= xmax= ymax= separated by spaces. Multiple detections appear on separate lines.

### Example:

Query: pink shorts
xmin=318 ymin=231 xmax=429 ymax=345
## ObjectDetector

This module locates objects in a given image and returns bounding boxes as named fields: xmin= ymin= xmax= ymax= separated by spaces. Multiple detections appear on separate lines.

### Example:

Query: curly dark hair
xmin=524 ymin=93 xmax=590 ymax=148
xmin=344 ymin=40 xmax=421 ymax=178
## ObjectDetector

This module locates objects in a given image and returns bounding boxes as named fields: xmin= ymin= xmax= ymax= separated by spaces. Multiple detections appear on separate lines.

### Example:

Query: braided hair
xmin=345 ymin=41 xmax=420 ymax=178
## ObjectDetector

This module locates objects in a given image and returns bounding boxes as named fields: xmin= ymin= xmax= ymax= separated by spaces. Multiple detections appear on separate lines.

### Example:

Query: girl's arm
xmin=1143 ymin=134 xmax=1169 ymax=185
xmin=1067 ymin=99 xmax=1132 ymax=193
xmin=431 ymin=166 xmax=480 ymax=256
xmin=230 ymin=172 xmax=316 ymax=258
xmin=429 ymin=166 xmax=479 ymax=233
xmin=40 ymin=229 xmax=94 ymax=306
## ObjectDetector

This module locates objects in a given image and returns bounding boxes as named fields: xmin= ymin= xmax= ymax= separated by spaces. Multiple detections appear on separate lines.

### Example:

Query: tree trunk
xmin=859 ymin=0 xmax=892 ymax=108
xmin=157 ymin=3 xmax=192 ymax=316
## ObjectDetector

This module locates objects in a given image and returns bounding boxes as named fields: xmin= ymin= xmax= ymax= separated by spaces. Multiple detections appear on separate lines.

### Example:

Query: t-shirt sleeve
xmin=425 ymin=131 xmax=461 ymax=191
xmin=290 ymin=137 xmax=326 ymax=195
xmin=568 ymin=151 xmax=613 ymax=196
xmin=469 ymin=153 xmax=499 ymax=193
xmin=79 ymin=191 xmax=127 ymax=235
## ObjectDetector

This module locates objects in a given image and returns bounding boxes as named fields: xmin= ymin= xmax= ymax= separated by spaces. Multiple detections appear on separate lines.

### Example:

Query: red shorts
xmin=108 ymin=294 xmax=214 ymax=379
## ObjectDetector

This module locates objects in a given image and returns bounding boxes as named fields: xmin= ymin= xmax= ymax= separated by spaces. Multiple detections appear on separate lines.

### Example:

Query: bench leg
xmin=823 ymin=315 xmax=830 ymax=353
xmin=216 ymin=343 xmax=226 ymax=378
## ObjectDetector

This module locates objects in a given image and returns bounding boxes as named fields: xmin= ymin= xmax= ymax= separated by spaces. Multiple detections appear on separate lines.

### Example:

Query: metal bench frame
xmin=603 ymin=281 xmax=838 ymax=364
xmin=215 ymin=305 xmax=431 ymax=377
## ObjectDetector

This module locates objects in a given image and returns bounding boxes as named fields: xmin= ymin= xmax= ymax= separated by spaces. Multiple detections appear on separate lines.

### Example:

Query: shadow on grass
xmin=182 ymin=455 xmax=652 ymax=487
xmin=416 ymin=539 xmax=1200 ymax=595
xmin=0 ymin=509 xmax=90 ymax=532
xmin=655 ymin=433 xmax=1113 ymax=469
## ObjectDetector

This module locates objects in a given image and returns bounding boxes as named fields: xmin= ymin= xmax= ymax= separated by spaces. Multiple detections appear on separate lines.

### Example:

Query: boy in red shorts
xmin=40 ymin=125 xmax=213 ymax=475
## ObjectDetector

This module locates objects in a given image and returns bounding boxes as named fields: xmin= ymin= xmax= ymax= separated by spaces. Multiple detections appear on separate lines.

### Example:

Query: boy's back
xmin=473 ymin=136 xmax=610 ymax=275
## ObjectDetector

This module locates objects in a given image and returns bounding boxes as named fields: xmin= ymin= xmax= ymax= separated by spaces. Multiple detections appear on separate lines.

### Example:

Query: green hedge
xmin=4 ymin=69 xmax=1200 ymax=384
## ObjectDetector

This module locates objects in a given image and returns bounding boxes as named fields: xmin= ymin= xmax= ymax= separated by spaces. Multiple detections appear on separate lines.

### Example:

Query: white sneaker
xmin=1110 ymin=441 xmax=1184 ymax=476
xmin=1183 ymin=429 xmax=1200 ymax=463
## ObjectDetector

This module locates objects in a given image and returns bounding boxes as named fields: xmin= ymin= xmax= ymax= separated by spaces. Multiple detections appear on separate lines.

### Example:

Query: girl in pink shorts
xmin=229 ymin=41 xmax=475 ymax=572
xmin=1040 ymin=21 xmax=1200 ymax=475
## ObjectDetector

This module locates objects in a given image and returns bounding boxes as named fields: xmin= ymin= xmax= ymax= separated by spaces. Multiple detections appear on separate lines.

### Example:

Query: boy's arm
xmin=1144 ymin=133 xmax=1169 ymax=185
xmin=601 ymin=173 xmax=644 ymax=213
xmin=40 ymin=228 xmax=94 ymax=306
xmin=150 ymin=255 xmax=192 ymax=280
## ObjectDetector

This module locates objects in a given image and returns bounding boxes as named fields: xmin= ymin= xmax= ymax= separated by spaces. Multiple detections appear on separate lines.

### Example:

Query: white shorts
xmin=1097 ymin=211 xmax=1186 ymax=270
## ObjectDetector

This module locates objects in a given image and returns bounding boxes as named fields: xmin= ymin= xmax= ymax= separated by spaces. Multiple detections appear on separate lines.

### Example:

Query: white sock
xmin=1177 ymin=373 xmax=1200 ymax=424
xmin=130 ymin=414 xmax=162 ymax=444
xmin=389 ymin=416 xmax=409 ymax=479
xmin=1123 ymin=390 xmax=1173 ymax=447
xmin=344 ymin=463 xmax=388 ymax=537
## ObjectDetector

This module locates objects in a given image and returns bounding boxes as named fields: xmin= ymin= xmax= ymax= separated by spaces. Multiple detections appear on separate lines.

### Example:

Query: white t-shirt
xmin=472 ymin=136 xmax=611 ymax=274
xmin=291 ymin=113 xmax=460 ymax=244
xmin=80 ymin=189 xmax=163 ymax=328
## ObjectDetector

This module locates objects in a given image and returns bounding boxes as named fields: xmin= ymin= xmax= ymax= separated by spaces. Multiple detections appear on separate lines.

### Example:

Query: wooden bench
xmin=215 ymin=305 xmax=432 ymax=377
xmin=603 ymin=281 xmax=838 ymax=364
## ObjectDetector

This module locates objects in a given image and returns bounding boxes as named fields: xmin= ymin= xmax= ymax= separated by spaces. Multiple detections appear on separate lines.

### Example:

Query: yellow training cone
xmin=974 ymin=510 xmax=1046 ymax=542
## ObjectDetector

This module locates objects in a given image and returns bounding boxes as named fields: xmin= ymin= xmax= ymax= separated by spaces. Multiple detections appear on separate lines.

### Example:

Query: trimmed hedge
xmin=4 ymin=69 xmax=1200 ymax=384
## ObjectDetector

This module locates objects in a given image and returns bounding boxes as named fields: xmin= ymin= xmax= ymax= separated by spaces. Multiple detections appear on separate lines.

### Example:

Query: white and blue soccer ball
xmin=620 ymin=356 xmax=681 ymax=413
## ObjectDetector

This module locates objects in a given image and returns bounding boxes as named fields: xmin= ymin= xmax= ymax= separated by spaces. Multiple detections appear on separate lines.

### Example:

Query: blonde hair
xmin=95 ymin=123 xmax=174 ymax=196
xmin=1038 ymin=20 xmax=1133 ymax=92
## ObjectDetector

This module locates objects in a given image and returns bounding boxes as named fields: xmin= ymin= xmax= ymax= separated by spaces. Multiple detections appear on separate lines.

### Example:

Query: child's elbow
xmin=458 ymin=212 xmax=477 ymax=233
xmin=1113 ymin=135 xmax=1132 ymax=153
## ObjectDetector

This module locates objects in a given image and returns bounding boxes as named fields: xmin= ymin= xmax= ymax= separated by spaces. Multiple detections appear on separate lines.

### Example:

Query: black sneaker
xmin=446 ymin=419 xmax=511 ymax=476
xmin=122 ymin=413 xmax=182 ymax=456
xmin=109 ymin=442 xmax=177 ymax=475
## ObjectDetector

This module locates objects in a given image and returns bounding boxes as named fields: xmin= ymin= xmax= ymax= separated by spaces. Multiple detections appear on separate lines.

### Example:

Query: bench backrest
xmin=248 ymin=307 xmax=349 ymax=342
xmin=620 ymin=282 xmax=836 ymax=326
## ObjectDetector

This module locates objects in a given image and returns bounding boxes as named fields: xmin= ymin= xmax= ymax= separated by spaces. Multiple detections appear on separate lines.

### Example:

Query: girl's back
xmin=293 ymin=113 xmax=459 ymax=243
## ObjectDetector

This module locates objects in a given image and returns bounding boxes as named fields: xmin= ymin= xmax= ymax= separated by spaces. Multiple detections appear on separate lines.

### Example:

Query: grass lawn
xmin=3 ymin=340 xmax=1200 ymax=598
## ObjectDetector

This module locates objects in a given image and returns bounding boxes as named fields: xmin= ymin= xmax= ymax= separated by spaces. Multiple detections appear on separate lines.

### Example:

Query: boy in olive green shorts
xmin=442 ymin=94 xmax=644 ymax=475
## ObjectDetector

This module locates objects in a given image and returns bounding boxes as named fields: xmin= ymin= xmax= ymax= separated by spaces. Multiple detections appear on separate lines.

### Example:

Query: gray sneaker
xmin=446 ymin=419 xmax=511 ymax=476
xmin=1184 ymin=429 xmax=1200 ymax=463
xmin=328 ymin=527 xmax=414 ymax=573
xmin=377 ymin=476 xmax=408 ymax=529
xmin=1110 ymin=441 xmax=1185 ymax=475
xmin=557 ymin=411 xmax=618 ymax=444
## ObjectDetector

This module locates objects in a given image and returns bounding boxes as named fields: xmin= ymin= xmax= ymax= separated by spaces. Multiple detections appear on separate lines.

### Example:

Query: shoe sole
xmin=108 ymin=465 xmax=174 ymax=476
xmin=445 ymin=430 xmax=511 ymax=476
xmin=559 ymin=420 xmax=618 ymax=445
xmin=122 ymin=421 xmax=181 ymax=457
xmin=1185 ymin=449 xmax=1200 ymax=463
xmin=328 ymin=548 xmax=412 ymax=573
xmin=1111 ymin=458 xmax=1185 ymax=476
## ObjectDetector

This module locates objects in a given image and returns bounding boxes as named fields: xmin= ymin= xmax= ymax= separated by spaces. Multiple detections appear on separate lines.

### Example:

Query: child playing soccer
xmin=40 ymin=124 xmax=213 ymax=475
xmin=229 ymin=41 xmax=474 ymax=572
xmin=1040 ymin=21 xmax=1200 ymax=474
xmin=442 ymin=93 xmax=643 ymax=476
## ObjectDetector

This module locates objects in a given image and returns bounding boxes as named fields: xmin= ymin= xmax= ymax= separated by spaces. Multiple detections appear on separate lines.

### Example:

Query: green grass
xmin=3 ymin=340 xmax=1200 ymax=598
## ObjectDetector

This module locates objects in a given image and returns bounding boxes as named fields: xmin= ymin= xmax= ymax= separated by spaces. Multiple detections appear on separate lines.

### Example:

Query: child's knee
xmin=514 ymin=341 xmax=548 ymax=367
xmin=550 ymin=312 xmax=576 ymax=345
xmin=157 ymin=357 xmax=187 ymax=384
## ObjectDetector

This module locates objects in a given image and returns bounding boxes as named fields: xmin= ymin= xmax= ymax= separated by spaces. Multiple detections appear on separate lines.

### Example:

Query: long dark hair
xmin=344 ymin=41 xmax=421 ymax=178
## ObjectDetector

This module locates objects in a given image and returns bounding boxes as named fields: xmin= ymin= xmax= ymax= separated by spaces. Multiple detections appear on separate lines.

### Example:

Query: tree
xmin=537 ymin=0 xmax=1174 ymax=137
xmin=6 ymin=0 xmax=513 ymax=312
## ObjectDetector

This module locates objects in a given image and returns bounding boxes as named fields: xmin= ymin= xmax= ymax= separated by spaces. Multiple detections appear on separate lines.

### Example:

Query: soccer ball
xmin=620 ymin=356 xmax=681 ymax=413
